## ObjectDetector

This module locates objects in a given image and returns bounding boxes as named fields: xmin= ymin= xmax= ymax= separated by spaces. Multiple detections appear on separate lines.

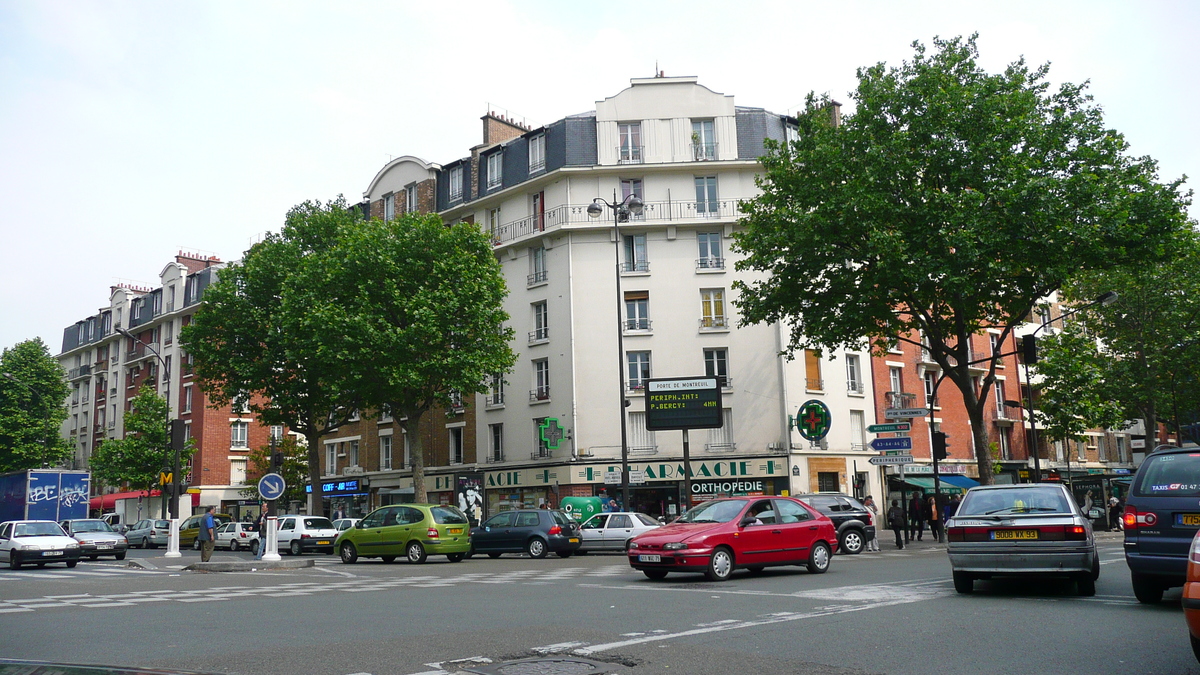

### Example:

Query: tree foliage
xmin=1033 ymin=326 xmax=1126 ymax=448
xmin=732 ymin=35 xmax=1192 ymax=482
xmin=238 ymin=436 xmax=309 ymax=506
xmin=90 ymin=386 xmax=194 ymax=495
xmin=0 ymin=338 xmax=72 ymax=472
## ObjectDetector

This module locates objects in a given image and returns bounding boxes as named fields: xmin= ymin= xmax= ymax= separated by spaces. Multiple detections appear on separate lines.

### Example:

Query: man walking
xmin=909 ymin=493 xmax=926 ymax=541
xmin=252 ymin=503 xmax=267 ymax=561
xmin=887 ymin=500 xmax=906 ymax=549
xmin=863 ymin=495 xmax=881 ymax=552
xmin=198 ymin=506 xmax=216 ymax=563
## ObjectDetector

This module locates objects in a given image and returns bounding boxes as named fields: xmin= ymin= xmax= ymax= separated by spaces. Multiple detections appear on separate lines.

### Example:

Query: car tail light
xmin=1190 ymin=532 xmax=1200 ymax=563
xmin=301 ymin=533 xmax=311 ymax=539
xmin=1065 ymin=525 xmax=1087 ymax=540
xmin=548 ymin=525 xmax=562 ymax=535
xmin=427 ymin=527 xmax=440 ymax=538
xmin=947 ymin=527 xmax=964 ymax=542
xmin=240 ymin=532 xmax=247 ymax=538
xmin=1124 ymin=506 xmax=1156 ymax=528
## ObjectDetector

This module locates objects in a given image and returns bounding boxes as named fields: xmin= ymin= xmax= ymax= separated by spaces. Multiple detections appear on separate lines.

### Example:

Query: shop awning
xmin=89 ymin=489 xmax=160 ymax=511
xmin=890 ymin=476 xmax=966 ymax=494
xmin=939 ymin=475 xmax=980 ymax=490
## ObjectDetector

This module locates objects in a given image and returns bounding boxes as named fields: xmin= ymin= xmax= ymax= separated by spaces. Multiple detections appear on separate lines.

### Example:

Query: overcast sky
xmin=2 ymin=0 xmax=1196 ymax=355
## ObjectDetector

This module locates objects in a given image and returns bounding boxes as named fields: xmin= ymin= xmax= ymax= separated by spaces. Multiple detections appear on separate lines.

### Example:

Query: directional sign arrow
xmin=867 ymin=422 xmax=911 ymax=433
xmin=868 ymin=454 xmax=914 ymax=466
xmin=870 ymin=437 xmax=914 ymax=451
xmin=258 ymin=472 xmax=287 ymax=501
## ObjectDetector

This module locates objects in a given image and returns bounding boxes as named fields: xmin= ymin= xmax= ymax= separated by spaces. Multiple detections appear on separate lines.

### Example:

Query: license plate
xmin=991 ymin=530 xmax=1038 ymax=540
xmin=42 ymin=551 xmax=63 ymax=557
xmin=1178 ymin=514 xmax=1200 ymax=526
xmin=317 ymin=540 xmax=330 ymax=545
xmin=448 ymin=528 xmax=463 ymax=534
xmin=97 ymin=543 xmax=113 ymax=549
xmin=638 ymin=554 xmax=661 ymax=563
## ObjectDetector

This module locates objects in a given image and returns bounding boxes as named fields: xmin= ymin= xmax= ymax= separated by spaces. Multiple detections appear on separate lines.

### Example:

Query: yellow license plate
xmin=569 ymin=538 xmax=579 ymax=543
xmin=1181 ymin=514 xmax=1200 ymax=526
xmin=449 ymin=528 xmax=463 ymax=534
xmin=317 ymin=540 xmax=330 ymax=545
xmin=992 ymin=530 xmax=1038 ymax=540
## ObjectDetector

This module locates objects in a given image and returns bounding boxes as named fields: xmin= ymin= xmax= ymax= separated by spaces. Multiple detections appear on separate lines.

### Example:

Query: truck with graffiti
xmin=0 ymin=470 xmax=91 ymax=523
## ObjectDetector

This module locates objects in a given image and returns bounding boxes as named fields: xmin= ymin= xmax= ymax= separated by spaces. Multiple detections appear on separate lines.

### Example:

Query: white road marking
xmin=532 ymin=641 xmax=587 ymax=654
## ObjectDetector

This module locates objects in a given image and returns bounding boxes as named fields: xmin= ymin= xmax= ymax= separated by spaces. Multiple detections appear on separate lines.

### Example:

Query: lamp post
xmin=587 ymin=191 xmax=645 ymax=512
xmin=115 ymin=327 xmax=179 ymax=519
xmin=2 ymin=372 xmax=53 ymax=468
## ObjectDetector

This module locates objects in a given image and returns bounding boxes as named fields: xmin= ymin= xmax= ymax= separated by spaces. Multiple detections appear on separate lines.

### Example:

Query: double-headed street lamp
xmin=115 ymin=327 xmax=180 ymax=519
xmin=587 ymin=191 xmax=645 ymax=512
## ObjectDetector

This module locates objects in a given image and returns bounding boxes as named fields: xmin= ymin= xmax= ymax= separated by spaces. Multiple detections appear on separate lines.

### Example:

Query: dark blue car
xmin=1124 ymin=446 xmax=1200 ymax=603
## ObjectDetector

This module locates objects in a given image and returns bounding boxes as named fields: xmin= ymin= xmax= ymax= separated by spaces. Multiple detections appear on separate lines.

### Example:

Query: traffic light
xmin=271 ymin=451 xmax=284 ymax=473
xmin=932 ymin=431 xmax=949 ymax=460
xmin=1021 ymin=334 xmax=1038 ymax=364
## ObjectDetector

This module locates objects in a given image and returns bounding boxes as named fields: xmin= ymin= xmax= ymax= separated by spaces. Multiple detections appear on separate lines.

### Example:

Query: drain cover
xmin=466 ymin=657 xmax=606 ymax=675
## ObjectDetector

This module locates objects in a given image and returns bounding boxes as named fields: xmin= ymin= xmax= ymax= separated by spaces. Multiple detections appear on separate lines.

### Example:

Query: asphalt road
xmin=0 ymin=532 xmax=1193 ymax=675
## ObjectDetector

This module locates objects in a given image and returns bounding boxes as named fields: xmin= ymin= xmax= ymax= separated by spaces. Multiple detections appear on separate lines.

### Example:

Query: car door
xmin=276 ymin=517 xmax=296 ymax=549
xmin=0 ymin=522 xmax=11 ymax=562
xmin=774 ymin=498 xmax=817 ymax=562
xmin=475 ymin=512 xmax=515 ymax=551
xmin=580 ymin=514 xmax=609 ymax=550
xmin=353 ymin=508 xmax=389 ymax=553
xmin=385 ymin=507 xmax=423 ymax=553
xmin=511 ymin=512 xmax=542 ymax=551
xmin=604 ymin=514 xmax=635 ymax=550
xmin=735 ymin=499 xmax=783 ymax=565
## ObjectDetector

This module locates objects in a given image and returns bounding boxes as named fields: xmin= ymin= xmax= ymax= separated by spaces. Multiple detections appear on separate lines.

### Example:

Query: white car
xmin=215 ymin=522 xmax=259 ymax=551
xmin=275 ymin=515 xmax=339 ymax=555
xmin=332 ymin=518 xmax=361 ymax=532
xmin=0 ymin=520 xmax=82 ymax=570
xmin=577 ymin=512 xmax=662 ymax=553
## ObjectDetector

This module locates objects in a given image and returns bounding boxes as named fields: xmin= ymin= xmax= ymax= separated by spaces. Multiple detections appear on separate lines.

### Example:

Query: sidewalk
xmin=126 ymin=549 xmax=314 ymax=572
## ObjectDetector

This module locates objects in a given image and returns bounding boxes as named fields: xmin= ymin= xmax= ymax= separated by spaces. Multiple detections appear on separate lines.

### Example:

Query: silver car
xmin=946 ymin=483 xmax=1099 ymax=595
xmin=577 ymin=512 xmax=661 ymax=553
xmin=60 ymin=519 xmax=130 ymax=560
xmin=125 ymin=519 xmax=171 ymax=549
xmin=1 ymin=520 xmax=82 ymax=569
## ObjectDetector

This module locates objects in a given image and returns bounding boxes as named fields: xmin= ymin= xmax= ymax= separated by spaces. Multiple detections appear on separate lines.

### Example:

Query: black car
xmin=794 ymin=493 xmax=876 ymax=555
xmin=1123 ymin=445 xmax=1200 ymax=603
xmin=469 ymin=509 xmax=581 ymax=559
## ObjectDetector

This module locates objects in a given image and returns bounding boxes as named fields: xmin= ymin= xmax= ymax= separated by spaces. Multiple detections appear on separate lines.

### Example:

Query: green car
xmin=336 ymin=503 xmax=471 ymax=564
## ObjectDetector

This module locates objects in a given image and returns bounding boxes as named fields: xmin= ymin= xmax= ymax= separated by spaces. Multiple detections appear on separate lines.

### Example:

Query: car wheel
xmin=705 ymin=547 xmax=734 ymax=581
xmin=624 ymin=540 xmax=634 ymax=552
xmin=465 ymin=546 xmax=474 ymax=559
xmin=407 ymin=541 xmax=427 ymax=564
xmin=339 ymin=542 xmax=358 ymax=564
xmin=527 ymin=538 xmax=548 ymax=559
xmin=66 ymin=560 xmax=77 ymax=568
xmin=8 ymin=554 xmax=19 ymax=570
xmin=1076 ymin=574 xmax=1096 ymax=597
xmin=1091 ymin=556 xmax=1101 ymax=581
xmin=143 ymin=537 xmax=151 ymax=549
xmin=840 ymin=529 xmax=864 ymax=555
xmin=381 ymin=555 xmax=396 ymax=564
xmin=806 ymin=542 xmax=831 ymax=574
xmin=192 ymin=540 xmax=199 ymax=551
xmin=487 ymin=552 xmax=502 ymax=559
xmin=1132 ymin=573 xmax=1164 ymax=604
xmin=1192 ymin=633 xmax=1200 ymax=663
xmin=953 ymin=571 xmax=974 ymax=594
xmin=250 ymin=540 xmax=260 ymax=555
xmin=289 ymin=541 xmax=302 ymax=556
xmin=447 ymin=552 xmax=465 ymax=563
xmin=643 ymin=569 xmax=669 ymax=580
xmin=89 ymin=555 xmax=99 ymax=560
xmin=229 ymin=540 xmax=239 ymax=552
xmin=37 ymin=562 xmax=45 ymax=568
xmin=576 ymin=549 xmax=589 ymax=556
xmin=556 ymin=551 xmax=573 ymax=558
xmin=115 ymin=551 xmax=126 ymax=561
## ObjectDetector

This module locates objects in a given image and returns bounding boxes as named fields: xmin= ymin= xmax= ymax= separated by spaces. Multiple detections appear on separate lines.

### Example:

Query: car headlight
xmin=663 ymin=542 xmax=688 ymax=550
xmin=628 ymin=542 xmax=639 ymax=549
xmin=65 ymin=543 xmax=78 ymax=549
xmin=20 ymin=544 xmax=41 ymax=551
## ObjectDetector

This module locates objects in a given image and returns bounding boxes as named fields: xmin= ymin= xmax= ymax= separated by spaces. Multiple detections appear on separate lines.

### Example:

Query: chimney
xmin=828 ymin=100 xmax=842 ymax=128
xmin=482 ymin=111 xmax=529 ymax=145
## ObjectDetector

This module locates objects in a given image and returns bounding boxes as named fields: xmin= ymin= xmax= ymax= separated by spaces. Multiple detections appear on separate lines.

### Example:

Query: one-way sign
xmin=870 ymin=437 xmax=913 ymax=451
xmin=869 ymin=454 xmax=915 ymax=466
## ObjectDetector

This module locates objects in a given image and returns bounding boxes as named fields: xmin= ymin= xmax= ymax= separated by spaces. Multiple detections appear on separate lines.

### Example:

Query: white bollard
xmin=261 ymin=516 xmax=281 ymax=561
xmin=164 ymin=518 xmax=182 ymax=558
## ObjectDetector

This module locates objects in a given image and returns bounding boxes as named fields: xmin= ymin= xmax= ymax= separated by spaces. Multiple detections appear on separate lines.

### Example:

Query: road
xmin=0 ymin=532 xmax=1194 ymax=675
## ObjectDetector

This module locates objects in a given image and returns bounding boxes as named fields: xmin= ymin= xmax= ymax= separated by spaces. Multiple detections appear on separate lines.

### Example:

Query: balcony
xmin=484 ymin=451 xmax=505 ymax=464
xmin=704 ymin=442 xmax=737 ymax=453
xmin=621 ymin=260 xmax=650 ymax=274
xmin=485 ymin=392 xmax=505 ymax=409
xmin=491 ymin=200 xmax=747 ymax=246
xmin=699 ymin=317 xmax=729 ymax=331
xmin=617 ymin=145 xmax=643 ymax=164
xmin=691 ymin=142 xmax=718 ymax=161
xmin=527 ymin=270 xmax=548 ymax=287
xmin=847 ymin=381 xmax=866 ymax=395
xmin=528 ymin=328 xmax=549 ymax=345
xmin=68 ymin=365 xmax=92 ymax=380
xmin=885 ymin=391 xmax=918 ymax=414
xmin=627 ymin=381 xmax=646 ymax=394
xmin=530 ymin=449 xmax=553 ymax=460
xmin=696 ymin=257 xmax=725 ymax=271
xmin=629 ymin=445 xmax=658 ymax=456
xmin=806 ymin=377 xmax=824 ymax=391
xmin=624 ymin=318 xmax=652 ymax=333
xmin=529 ymin=386 xmax=550 ymax=402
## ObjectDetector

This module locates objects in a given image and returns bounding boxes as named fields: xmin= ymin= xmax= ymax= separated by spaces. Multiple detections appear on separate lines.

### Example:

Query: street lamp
xmin=587 ymin=191 xmax=645 ymax=512
xmin=115 ymin=327 xmax=180 ymax=519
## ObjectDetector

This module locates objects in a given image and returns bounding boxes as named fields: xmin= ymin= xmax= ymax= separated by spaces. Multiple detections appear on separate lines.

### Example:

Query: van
xmin=1123 ymin=446 xmax=1200 ymax=602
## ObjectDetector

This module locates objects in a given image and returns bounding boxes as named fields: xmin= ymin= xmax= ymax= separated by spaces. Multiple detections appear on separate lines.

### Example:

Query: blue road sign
xmin=870 ymin=437 xmax=913 ymax=451
xmin=258 ymin=472 xmax=287 ymax=501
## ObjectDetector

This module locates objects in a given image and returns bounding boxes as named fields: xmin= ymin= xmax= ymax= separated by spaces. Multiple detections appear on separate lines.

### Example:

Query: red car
xmin=628 ymin=496 xmax=838 ymax=581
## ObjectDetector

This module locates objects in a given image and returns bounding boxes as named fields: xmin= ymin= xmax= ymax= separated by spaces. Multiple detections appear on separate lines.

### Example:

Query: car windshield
xmin=303 ymin=518 xmax=334 ymax=529
xmin=1133 ymin=452 xmax=1200 ymax=497
xmin=678 ymin=500 xmax=745 ymax=524
xmin=71 ymin=520 xmax=113 ymax=533
xmin=550 ymin=511 xmax=572 ymax=526
xmin=957 ymin=487 xmax=1072 ymax=516
xmin=431 ymin=507 xmax=468 ymax=525
xmin=14 ymin=522 xmax=66 ymax=537
xmin=154 ymin=520 xmax=170 ymax=528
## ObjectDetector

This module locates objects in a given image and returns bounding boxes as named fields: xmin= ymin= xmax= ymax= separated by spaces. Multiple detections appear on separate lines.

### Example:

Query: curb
xmin=126 ymin=558 xmax=158 ymax=570
xmin=184 ymin=559 xmax=315 ymax=572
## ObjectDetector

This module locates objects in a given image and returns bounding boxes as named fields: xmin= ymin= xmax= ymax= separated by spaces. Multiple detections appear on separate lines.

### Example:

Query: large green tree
xmin=90 ymin=386 xmax=194 ymax=507
xmin=1032 ymin=325 xmax=1127 ymax=452
xmin=0 ymin=338 xmax=71 ymax=471
xmin=181 ymin=198 xmax=361 ymax=516
xmin=325 ymin=213 xmax=516 ymax=502
xmin=733 ymin=35 xmax=1192 ymax=482
xmin=238 ymin=437 xmax=309 ymax=506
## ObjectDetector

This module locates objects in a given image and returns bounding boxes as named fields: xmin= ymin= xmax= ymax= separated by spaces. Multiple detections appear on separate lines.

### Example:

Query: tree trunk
xmin=306 ymin=429 xmax=323 ymax=516
xmin=965 ymin=395 xmax=994 ymax=485
xmin=405 ymin=412 xmax=427 ymax=503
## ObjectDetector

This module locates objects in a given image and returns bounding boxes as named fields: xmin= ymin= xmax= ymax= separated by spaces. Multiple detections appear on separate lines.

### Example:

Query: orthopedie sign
xmin=645 ymin=378 xmax=722 ymax=431
xmin=691 ymin=479 xmax=766 ymax=496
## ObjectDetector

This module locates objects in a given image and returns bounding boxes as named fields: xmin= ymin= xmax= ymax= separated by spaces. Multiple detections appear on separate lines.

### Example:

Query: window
xmin=622 ymin=234 xmax=648 ymax=272
xmin=488 ymin=207 xmax=502 ymax=240
xmin=924 ymin=371 xmax=937 ymax=407
xmin=162 ymin=355 xmax=171 ymax=383
xmin=704 ymin=348 xmax=728 ymax=387
xmin=804 ymin=349 xmax=823 ymax=391
xmin=627 ymin=351 xmax=651 ymax=390
xmin=231 ymin=421 xmax=248 ymax=449
xmin=706 ymin=408 xmax=735 ymax=451
xmin=990 ymin=333 xmax=1001 ymax=357
xmin=532 ymin=191 xmax=545 ymax=232
xmin=380 ymin=434 xmax=393 ymax=470
xmin=695 ymin=176 xmax=718 ymax=213
xmin=325 ymin=444 xmax=336 ymax=475
xmin=818 ymin=472 xmax=839 ymax=493
xmin=230 ymin=458 xmax=247 ymax=486
xmin=618 ymin=122 xmax=642 ymax=163
xmin=1116 ymin=436 xmax=1127 ymax=463
xmin=628 ymin=411 xmax=656 ymax=453
xmin=697 ymin=232 xmax=723 ymax=269
xmin=449 ymin=427 xmax=464 ymax=465
xmin=270 ymin=425 xmax=284 ymax=442
xmin=487 ymin=152 xmax=503 ymax=189
xmin=700 ymin=288 xmax=726 ymax=329
xmin=406 ymin=184 xmax=418 ymax=213
xmin=691 ymin=119 xmax=716 ymax=160
xmin=489 ymin=423 xmax=504 ymax=462
xmin=529 ymin=134 xmax=546 ymax=173
xmin=845 ymin=354 xmax=862 ymax=393
xmin=348 ymin=439 xmax=360 ymax=467
xmin=532 ymin=301 xmax=549 ymax=341
xmin=889 ymin=367 xmax=903 ymax=393
xmin=402 ymin=430 xmax=411 ymax=468
xmin=533 ymin=417 xmax=550 ymax=458
xmin=449 ymin=166 xmax=463 ymax=201
xmin=528 ymin=246 xmax=547 ymax=286
xmin=619 ymin=179 xmax=643 ymax=220
xmin=997 ymin=427 xmax=1012 ymax=460
xmin=1078 ymin=439 xmax=1087 ymax=461
xmin=164 ymin=319 xmax=174 ymax=344
xmin=489 ymin=372 xmax=505 ymax=406
xmin=384 ymin=193 xmax=395 ymax=221
xmin=183 ymin=386 xmax=193 ymax=413
xmin=532 ymin=359 xmax=550 ymax=401
xmin=850 ymin=410 xmax=865 ymax=451
xmin=624 ymin=291 xmax=649 ymax=330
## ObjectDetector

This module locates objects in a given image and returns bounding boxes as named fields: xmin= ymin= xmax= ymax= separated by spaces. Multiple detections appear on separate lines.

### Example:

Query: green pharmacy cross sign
xmin=796 ymin=399 xmax=832 ymax=441
xmin=540 ymin=418 xmax=566 ymax=450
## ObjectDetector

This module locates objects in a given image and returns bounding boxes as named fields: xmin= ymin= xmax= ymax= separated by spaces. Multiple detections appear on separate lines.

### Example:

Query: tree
xmin=181 ymin=198 xmax=361 ymax=516
xmin=0 ymin=338 xmax=71 ymax=472
xmin=325 ymin=213 xmax=516 ymax=502
xmin=1032 ymin=326 xmax=1127 ymax=452
xmin=239 ymin=437 xmax=309 ymax=506
xmin=90 ymin=386 xmax=194 ymax=506
xmin=733 ymin=35 xmax=1192 ymax=483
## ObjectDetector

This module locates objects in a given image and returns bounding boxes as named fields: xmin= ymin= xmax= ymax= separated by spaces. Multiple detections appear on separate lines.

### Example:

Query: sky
xmin=1 ymin=0 xmax=1197 ymax=355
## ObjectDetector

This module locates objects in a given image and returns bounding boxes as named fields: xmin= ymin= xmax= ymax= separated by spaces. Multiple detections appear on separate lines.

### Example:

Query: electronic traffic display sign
xmin=645 ymin=377 xmax=723 ymax=431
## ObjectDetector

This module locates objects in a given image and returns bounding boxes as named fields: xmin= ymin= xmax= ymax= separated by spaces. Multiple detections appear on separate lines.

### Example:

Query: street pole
xmin=682 ymin=429 xmax=692 ymax=512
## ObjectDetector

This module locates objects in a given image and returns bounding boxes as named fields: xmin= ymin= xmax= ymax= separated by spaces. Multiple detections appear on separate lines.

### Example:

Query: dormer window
xmin=384 ymin=193 xmax=395 ymax=221
xmin=529 ymin=134 xmax=546 ymax=173
xmin=487 ymin=152 xmax=503 ymax=190
xmin=449 ymin=166 xmax=463 ymax=201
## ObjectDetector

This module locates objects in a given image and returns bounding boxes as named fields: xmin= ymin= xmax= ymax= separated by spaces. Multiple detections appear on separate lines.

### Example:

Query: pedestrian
xmin=607 ymin=499 xmax=620 ymax=513
xmin=945 ymin=494 xmax=961 ymax=521
xmin=909 ymin=493 xmax=926 ymax=541
xmin=926 ymin=495 xmax=942 ymax=541
xmin=1109 ymin=496 xmax=1123 ymax=532
xmin=198 ymin=506 xmax=216 ymax=563
xmin=863 ymin=495 xmax=881 ymax=552
xmin=887 ymin=500 xmax=905 ymax=549
xmin=253 ymin=504 xmax=267 ymax=560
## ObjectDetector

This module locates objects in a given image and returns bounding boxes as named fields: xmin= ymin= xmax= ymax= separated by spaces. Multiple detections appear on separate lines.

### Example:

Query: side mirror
xmin=739 ymin=516 xmax=757 ymax=528
xmin=354 ymin=521 xmax=364 ymax=529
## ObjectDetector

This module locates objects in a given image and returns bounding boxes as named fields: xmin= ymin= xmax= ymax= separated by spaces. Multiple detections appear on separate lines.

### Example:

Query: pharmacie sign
xmin=645 ymin=378 xmax=722 ymax=431
xmin=576 ymin=459 xmax=786 ymax=484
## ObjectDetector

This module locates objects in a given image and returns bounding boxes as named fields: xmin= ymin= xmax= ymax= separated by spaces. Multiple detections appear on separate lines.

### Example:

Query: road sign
xmin=870 ymin=437 xmax=913 ymax=451
xmin=868 ymin=454 xmax=914 ymax=466
xmin=884 ymin=408 xmax=931 ymax=418
xmin=645 ymin=378 xmax=723 ymax=431
xmin=796 ymin=400 xmax=832 ymax=441
xmin=867 ymin=422 xmax=911 ymax=433
xmin=628 ymin=469 xmax=646 ymax=485
xmin=540 ymin=418 xmax=566 ymax=450
xmin=159 ymin=471 xmax=173 ymax=486
xmin=604 ymin=471 xmax=622 ymax=485
xmin=258 ymin=473 xmax=287 ymax=501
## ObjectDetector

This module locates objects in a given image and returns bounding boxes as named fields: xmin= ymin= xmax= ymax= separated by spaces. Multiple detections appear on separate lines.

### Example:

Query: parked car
xmin=1183 ymin=529 xmax=1200 ymax=661
xmin=60 ymin=519 xmax=129 ymax=560
xmin=179 ymin=513 xmax=233 ymax=548
xmin=628 ymin=496 xmax=838 ymax=581
xmin=215 ymin=522 xmax=259 ymax=551
xmin=332 ymin=518 xmax=361 ymax=532
xmin=794 ymin=493 xmax=876 ymax=555
xmin=469 ymin=509 xmax=581 ymax=559
xmin=276 ymin=515 xmax=339 ymax=555
xmin=946 ymin=483 xmax=1098 ymax=595
xmin=337 ymin=504 xmax=471 ymax=564
xmin=0 ymin=520 xmax=81 ymax=569
xmin=1123 ymin=446 xmax=1200 ymax=603
xmin=577 ymin=512 xmax=660 ymax=553
xmin=125 ymin=519 xmax=171 ymax=549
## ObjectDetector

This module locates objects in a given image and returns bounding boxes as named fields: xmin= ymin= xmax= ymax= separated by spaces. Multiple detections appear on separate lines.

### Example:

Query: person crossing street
xmin=198 ymin=506 xmax=216 ymax=562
